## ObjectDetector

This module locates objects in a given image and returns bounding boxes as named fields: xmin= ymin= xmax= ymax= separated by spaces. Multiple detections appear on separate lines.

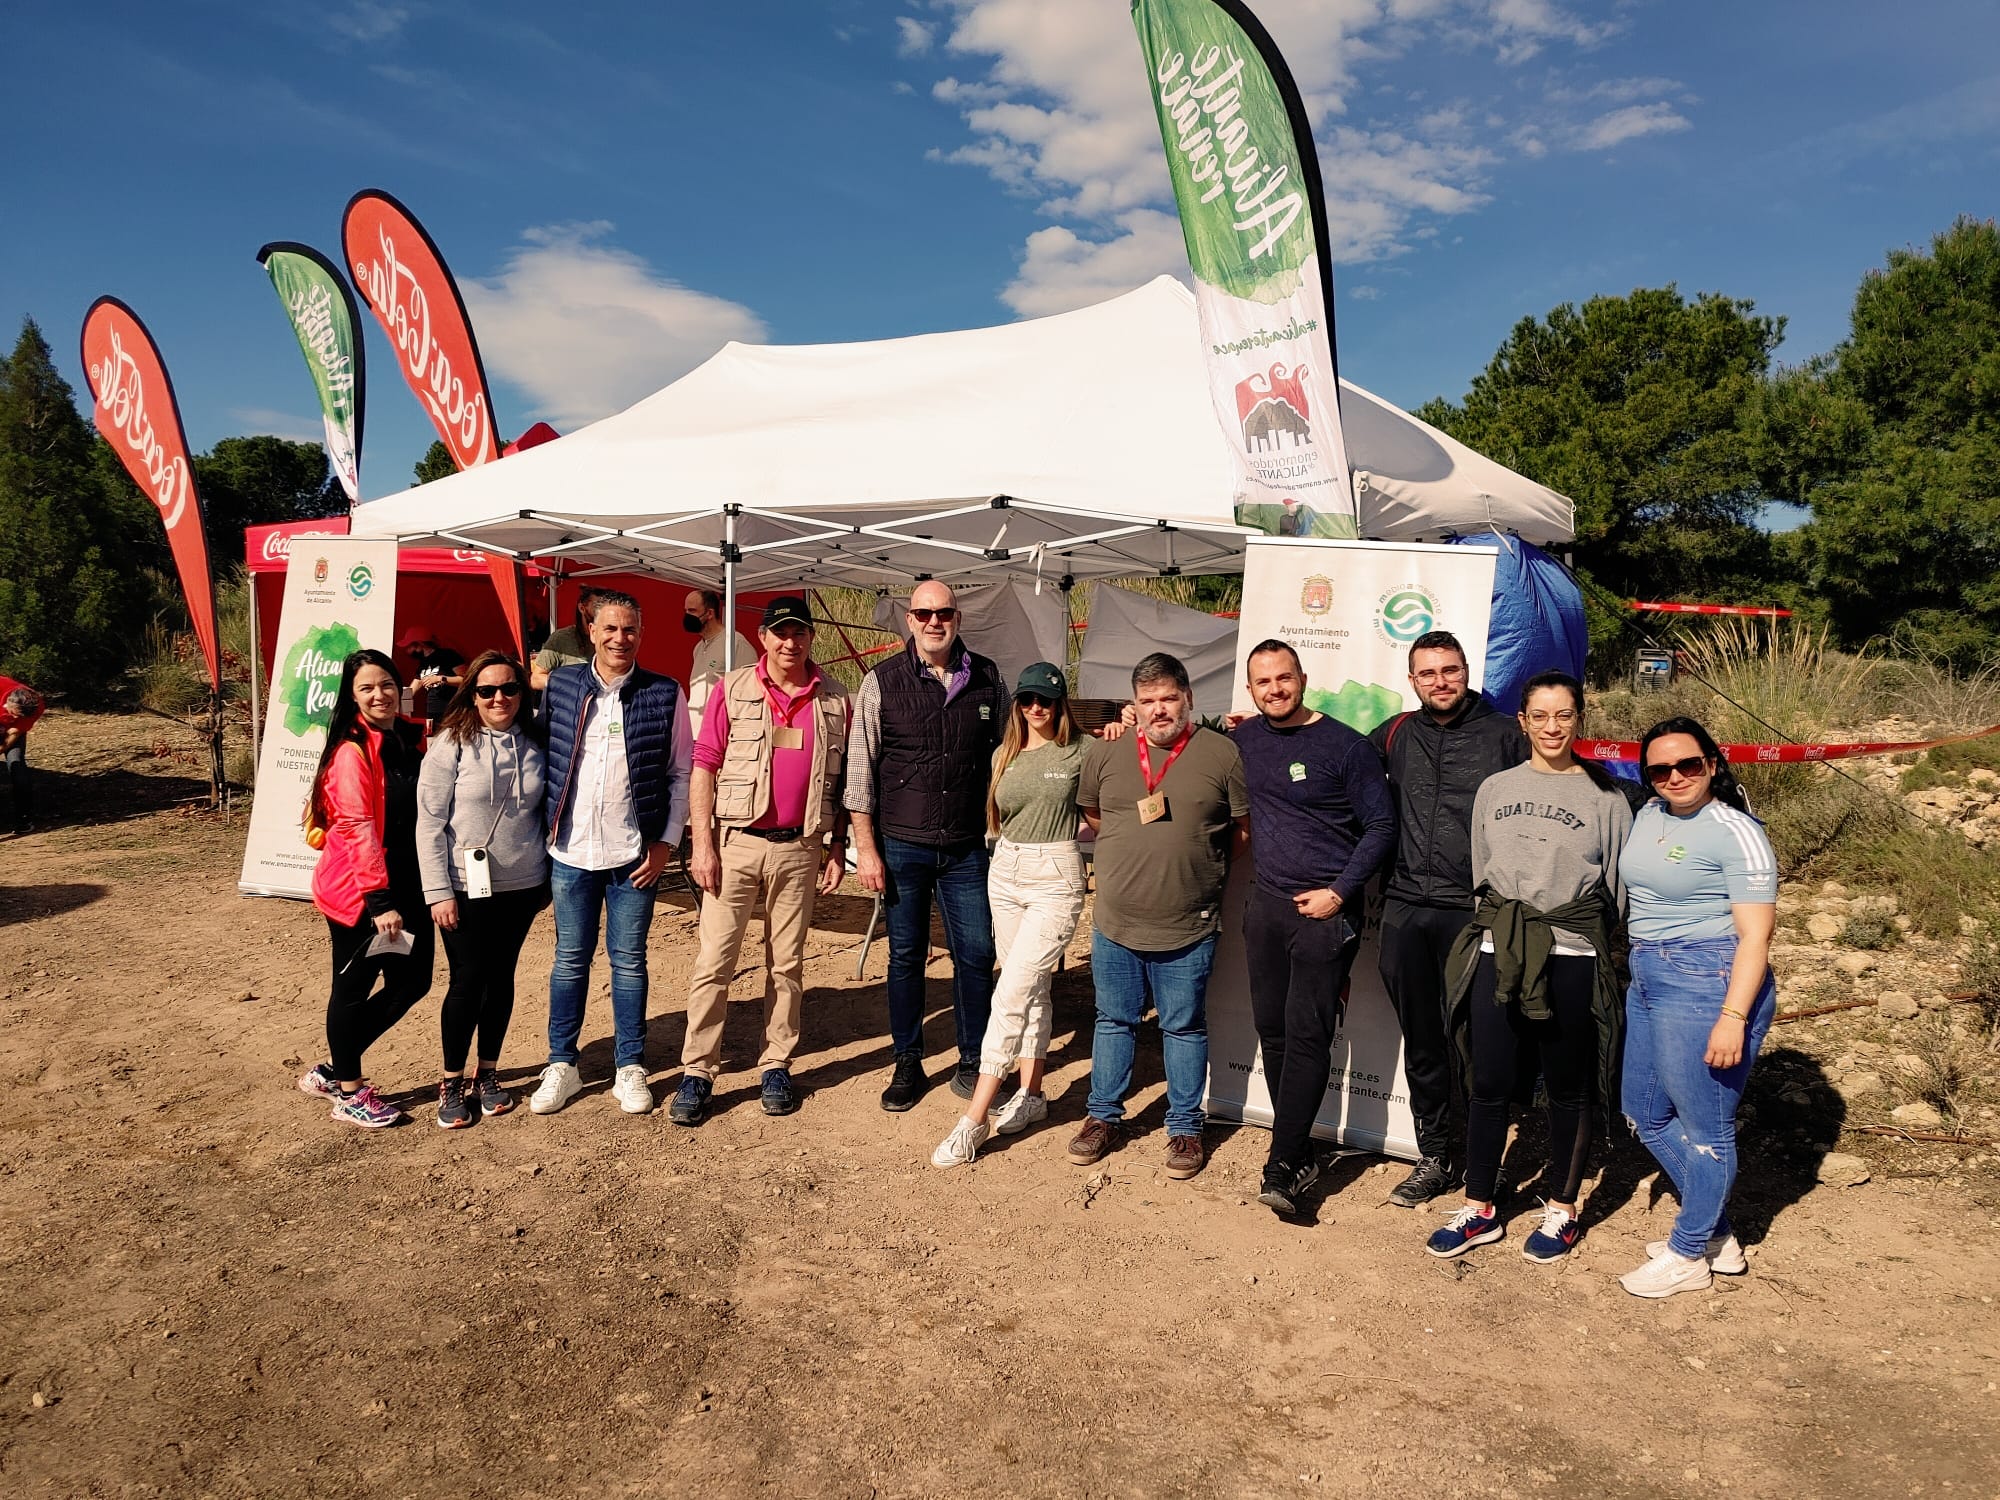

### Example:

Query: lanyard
xmin=761 ymin=674 xmax=817 ymax=728
xmin=1136 ymin=724 xmax=1194 ymax=795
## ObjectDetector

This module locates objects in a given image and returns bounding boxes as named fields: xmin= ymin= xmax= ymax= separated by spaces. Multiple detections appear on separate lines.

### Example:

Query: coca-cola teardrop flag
xmin=342 ymin=189 xmax=499 ymax=471
xmin=80 ymin=297 xmax=221 ymax=690
xmin=1131 ymin=0 xmax=1358 ymax=538
xmin=256 ymin=242 xmax=368 ymax=503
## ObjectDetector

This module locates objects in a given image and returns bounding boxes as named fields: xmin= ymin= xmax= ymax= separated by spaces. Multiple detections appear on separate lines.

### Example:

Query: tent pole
xmin=722 ymin=504 xmax=740 ymax=672
xmin=247 ymin=578 xmax=262 ymax=785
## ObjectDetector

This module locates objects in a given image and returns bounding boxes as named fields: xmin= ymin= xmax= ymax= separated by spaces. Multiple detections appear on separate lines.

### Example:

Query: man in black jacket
xmin=846 ymin=581 xmax=1005 ymax=1111
xmin=1368 ymin=630 xmax=1528 ymax=1206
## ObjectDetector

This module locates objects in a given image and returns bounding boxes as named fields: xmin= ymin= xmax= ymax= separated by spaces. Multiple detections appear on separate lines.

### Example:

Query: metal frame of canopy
xmin=377 ymin=494 xmax=1260 ymax=673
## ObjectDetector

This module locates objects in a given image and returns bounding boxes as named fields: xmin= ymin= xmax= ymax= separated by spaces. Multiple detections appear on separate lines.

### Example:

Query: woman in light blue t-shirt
xmin=1615 ymin=716 xmax=1778 ymax=1301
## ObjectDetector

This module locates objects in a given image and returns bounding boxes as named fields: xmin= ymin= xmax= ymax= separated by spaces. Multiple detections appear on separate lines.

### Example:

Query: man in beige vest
xmin=670 ymin=596 xmax=850 ymax=1125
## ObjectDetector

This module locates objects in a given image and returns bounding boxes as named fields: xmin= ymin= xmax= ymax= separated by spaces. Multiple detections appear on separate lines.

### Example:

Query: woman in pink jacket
xmin=296 ymin=649 xmax=435 ymax=1126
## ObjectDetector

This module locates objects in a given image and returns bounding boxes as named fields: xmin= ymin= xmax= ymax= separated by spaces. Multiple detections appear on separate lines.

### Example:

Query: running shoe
xmin=330 ymin=1085 xmax=403 ymax=1129
xmin=612 ymin=1064 xmax=654 ymax=1115
xmin=760 ymin=1068 xmax=799 ymax=1116
xmin=1620 ymin=1248 xmax=1713 ymax=1299
xmin=1645 ymin=1233 xmax=1747 ymax=1275
xmin=1389 ymin=1155 xmax=1461 ymax=1208
xmin=475 ymin=1069 xmax=513 ymax=1117
xmin=668 ymin=1075 xmax=713 ymax=1127
xmin=297 ymin=1062 xmax=340 ymax=1098
xmin=529 ymin=1062 xmax=582 ymax=1115
xmin=1257 ymin=1159 xmax=1321 ymax=1216
xmin=436 ymin=1076 xmax=476 ymax=1130
xmin=931 ymin=1116 xmax=989 ymax=1169
xmin=1521 ymin=1203 xmax=1581 ymax=1263
xmin=992 ymin=1088 xmax=1048 ymax=1136
xmin=1425 ymin=1202 xmax=1503 ymax=1259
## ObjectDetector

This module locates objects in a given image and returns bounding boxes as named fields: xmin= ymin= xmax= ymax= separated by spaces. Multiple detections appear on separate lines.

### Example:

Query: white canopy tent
xmin=347 ymin=275 xmax=1572 ymax=665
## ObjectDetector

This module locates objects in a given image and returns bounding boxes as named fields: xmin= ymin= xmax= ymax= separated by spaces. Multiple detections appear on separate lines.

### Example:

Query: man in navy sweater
xmin=1233 ymin=639 xmax=1397 ymax=1215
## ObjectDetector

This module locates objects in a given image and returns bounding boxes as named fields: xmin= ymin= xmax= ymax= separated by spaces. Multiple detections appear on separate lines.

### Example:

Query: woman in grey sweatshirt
xmin=1426 ymin=670 xmax=1633 ymax=1265
xmin=416 ymin=650 xmax=549 ymax=1128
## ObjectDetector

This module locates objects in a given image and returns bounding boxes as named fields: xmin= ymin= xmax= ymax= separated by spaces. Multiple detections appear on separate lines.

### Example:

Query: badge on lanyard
xmin=1136 ymin=725 xmax=1192 ymax=825
xmin=772 ymin=725 xmax=804 ymax=750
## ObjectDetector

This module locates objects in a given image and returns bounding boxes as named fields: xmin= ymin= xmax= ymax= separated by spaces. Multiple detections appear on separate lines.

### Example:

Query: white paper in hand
xmin=366 ymin=929 xmax=416 ymax=959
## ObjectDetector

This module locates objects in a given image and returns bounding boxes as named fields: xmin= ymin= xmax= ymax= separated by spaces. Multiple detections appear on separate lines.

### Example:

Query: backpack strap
xmin=1382 ymin=710 xmax=1414 ymax=757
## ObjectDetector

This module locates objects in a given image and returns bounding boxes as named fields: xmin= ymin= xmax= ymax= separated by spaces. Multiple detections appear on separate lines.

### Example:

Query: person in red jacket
xmin=297 ymin=649 xmax=435 ymax=1127
xmin=0 ymin=678 xmax=44 ymax=836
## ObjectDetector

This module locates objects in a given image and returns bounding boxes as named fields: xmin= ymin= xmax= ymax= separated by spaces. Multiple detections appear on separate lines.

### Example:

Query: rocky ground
xmin=0 ymin=711 xmax=1995 ymax=1499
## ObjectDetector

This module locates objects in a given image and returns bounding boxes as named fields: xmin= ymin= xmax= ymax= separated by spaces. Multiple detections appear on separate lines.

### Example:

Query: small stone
xmin=30 ymin=1392 xmax=46 ymax=1408
xmin=1841 ymin=1071 xmax=1885 ymax=1101
xmin=1819 ymin=881 xmax=1848 ymax=899
xmin=362 ymin=1399 xmax=388 ymax=1417
xmin=1816 ymin=1152 xmax=1871 ymax=1187
xmin=236 ymin=990 xmax=257 ymax=1003
xmin=1918 ymin=992 xmax=1955 ymax=1011
xmin=1877 ymin=991 xmax=1918 ymax=1019
xmin=1806 ymin=913 xmax=1843 ymax=943
xmin=1892 ymin=1101 xmax=1944 ymax=1130
xmin=1837 ymin=953 xmax=1880 ymax=978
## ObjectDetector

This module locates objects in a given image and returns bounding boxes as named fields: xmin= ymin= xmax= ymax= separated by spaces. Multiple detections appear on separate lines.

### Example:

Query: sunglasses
xmin=474 ymin=682 xmax=523 ymax=701
xmin=908 ymin=607 xmax=958 ymax=624
xmin=1018 ymin=693 xmax=1057 ymax=709
xmin=1644 ymin=754 xmax=1710 ymax=785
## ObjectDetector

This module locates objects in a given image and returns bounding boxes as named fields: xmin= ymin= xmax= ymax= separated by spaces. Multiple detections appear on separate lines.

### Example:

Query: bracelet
xmin=1719 ymin=1007 xmax=1748 ymax=1023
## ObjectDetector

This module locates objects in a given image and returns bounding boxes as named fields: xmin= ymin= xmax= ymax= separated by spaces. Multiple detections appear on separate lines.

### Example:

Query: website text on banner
xmin=239 ymin=541 xmax=399 ymax=899
xmin=1131 ymin=0 xmax=1358 ymax=539
xmin=1206 ymin=536 xmax=1499 ymax=1160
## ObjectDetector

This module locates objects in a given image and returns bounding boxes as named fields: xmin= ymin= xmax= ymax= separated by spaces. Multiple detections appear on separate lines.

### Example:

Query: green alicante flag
xmin=257 ymin=242 xmax=367 ymax=503
xmin=1131 ymin=0 xmax=1358 ymax=538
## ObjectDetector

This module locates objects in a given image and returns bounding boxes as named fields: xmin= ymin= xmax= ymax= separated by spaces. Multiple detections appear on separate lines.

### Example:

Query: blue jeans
xmin=881 ymin=836 xmax=996 ymax=1065
xmin=1086 ymin=930 xmax=1217 ymax=1138
xmin=547 ymin=857 xmax=658 ymax=1069
xmin=1622 ymin=937 xmax=1776 ymax=1258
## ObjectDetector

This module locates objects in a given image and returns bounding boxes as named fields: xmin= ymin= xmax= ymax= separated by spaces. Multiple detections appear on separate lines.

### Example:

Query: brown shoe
xmin=1066 ymin=1117 xmax=1120 ymax=1165
xmin=1165 ymin=1134 xmax=1205 ymax=1180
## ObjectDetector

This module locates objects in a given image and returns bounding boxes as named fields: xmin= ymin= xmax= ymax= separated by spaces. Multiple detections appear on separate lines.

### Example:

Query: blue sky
xmin=7 ymin=0 xmax=1997 ymax=508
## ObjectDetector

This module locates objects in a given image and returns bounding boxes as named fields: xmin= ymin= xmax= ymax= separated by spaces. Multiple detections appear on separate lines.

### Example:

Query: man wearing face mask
xmin=1368 ymin=630 xmax=1528 ymax=1207
xmin=683 ymin=588 xmax=756 ymax=740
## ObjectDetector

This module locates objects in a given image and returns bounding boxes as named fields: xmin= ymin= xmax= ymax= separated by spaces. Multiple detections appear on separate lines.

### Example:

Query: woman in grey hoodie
xmin=417 ymin=650 xmax=550 ymax=1128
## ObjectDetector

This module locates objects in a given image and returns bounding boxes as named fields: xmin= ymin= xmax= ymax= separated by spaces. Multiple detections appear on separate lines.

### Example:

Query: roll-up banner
xmin=342 ymin=189 xmax=499 ymax=471
xmin=256 ymin=242 xmax=367 ymax=504
xmin=1132 ymin=0 xmax=1358 ymax=540
xmin=80 ymin=298 xmax=222 ymax=692
xmin=239 ymin=540 xmax=399 ymax=898
xmin=1205 ymin=537 xmax=1498 ymax=1160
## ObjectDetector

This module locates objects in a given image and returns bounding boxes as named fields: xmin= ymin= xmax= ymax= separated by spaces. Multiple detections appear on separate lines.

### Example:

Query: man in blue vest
xmin=529 ymin=590 xmax=692 ymax=1118
xmin=846 ymin=580 xmax=1005 ymax=1110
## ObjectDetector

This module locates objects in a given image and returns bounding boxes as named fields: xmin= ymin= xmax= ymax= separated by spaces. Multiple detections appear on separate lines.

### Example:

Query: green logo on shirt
xmin=1665 ymin=844 xmax=1687 ymax=863
xmin=1288 ymin=761 xmax=1307 ymax=782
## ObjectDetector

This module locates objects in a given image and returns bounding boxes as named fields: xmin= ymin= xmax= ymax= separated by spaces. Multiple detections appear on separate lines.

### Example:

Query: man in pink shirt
xmin=671 ymin=597 xmax=851 ymax=1124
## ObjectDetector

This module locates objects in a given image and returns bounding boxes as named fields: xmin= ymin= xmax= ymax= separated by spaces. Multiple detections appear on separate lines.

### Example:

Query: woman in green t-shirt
xmin=932 ymin=663 xmax=1095 ymax=1168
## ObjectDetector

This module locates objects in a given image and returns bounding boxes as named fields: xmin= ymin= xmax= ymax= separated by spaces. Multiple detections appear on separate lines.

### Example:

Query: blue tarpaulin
xmin=1448 ymin=531 xmax=1588 ymax=720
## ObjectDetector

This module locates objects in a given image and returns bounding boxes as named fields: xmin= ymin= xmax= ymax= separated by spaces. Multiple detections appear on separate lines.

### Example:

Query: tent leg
xmin=247 ymin=580 xmax=262 ymax=785
xmin=721 ymin=505 xmax=740 ymax=673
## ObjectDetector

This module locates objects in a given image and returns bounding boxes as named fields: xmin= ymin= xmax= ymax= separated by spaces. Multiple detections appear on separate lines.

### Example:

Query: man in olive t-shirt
xmin=1068 ymin=652 xmax=1248 ymax=1181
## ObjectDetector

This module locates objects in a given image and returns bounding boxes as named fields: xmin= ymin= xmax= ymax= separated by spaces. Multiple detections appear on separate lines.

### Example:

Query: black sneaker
xmin=879 ymin=1052 xmax=926 ymax=1112
xmin=949 ymin=1061 xmax=980 ymax=1101
xmin=668 ymin=1075 xmax=713 ymax=1127
xmin=760 ymin=1068 xmax=799 ymax=1116
xmin=435 ymin=1076 xmax=476 ymax=1130
xmin=1257 ymin=1158 xmax=1321 ymax=1216
xmin=475 ymin=1068 xmax=513 ymax=1117
xmin=1388 ymin=1155 xmax=1460 ymax=1208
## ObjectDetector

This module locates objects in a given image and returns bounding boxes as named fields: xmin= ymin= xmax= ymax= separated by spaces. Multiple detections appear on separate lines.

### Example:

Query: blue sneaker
xmin=760 ymin=1068 xmax=799 ymax=1117
xmin=667 ymin=1075 xmax=713 ymax=1127
xmin=1521 ymin=1203 xmax=1581 ymax=1262
xmin=1426 ymin=1203 xmax=1502 ymax=1259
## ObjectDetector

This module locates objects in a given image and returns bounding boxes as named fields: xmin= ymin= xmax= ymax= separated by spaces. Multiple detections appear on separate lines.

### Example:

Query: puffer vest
xmin=712 ymin=664 xmax=849 ymax=837
xmin=872 ymin=642 xmax=1004 ymax=847
xmin=542 ymin=662 xmax=681 ymax=847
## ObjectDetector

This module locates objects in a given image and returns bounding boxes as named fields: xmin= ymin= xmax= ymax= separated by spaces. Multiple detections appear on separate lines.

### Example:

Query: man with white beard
xmin=1067 ymin=653 xmax=1248 ymax=1181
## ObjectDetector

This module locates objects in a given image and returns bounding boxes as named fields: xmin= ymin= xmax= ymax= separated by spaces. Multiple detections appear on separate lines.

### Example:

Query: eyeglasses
xmin=908 ymin=607 xmax=958 ymax=624
xmin=1018 ymin=693 xmax=1056 ymax=709
xmin=1412 ymin=665 xmax=1467 ymax=685
xmin=474 ymin=682 xmax=523 ymax=701
xmin=1524 ymin=710 xmax=1577 ymax=727
xmin=1644 ymin=754 xmax=1710 ymax=785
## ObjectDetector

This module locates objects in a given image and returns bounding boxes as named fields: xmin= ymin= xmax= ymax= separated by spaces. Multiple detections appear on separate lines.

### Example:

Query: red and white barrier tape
xmin=1576 ymin=724 xmax=2000 ymax=765
xmin=1630 ymin=601 xmax=1792 ymax=618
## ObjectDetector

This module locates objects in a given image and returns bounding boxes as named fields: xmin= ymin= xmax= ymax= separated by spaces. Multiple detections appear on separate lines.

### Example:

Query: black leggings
xmin=438 ymin=884 xmax=546 ymax=1073
xmin=1463 ymin=950 xmax=1596 ymax=1205
xmin=326 ymin=906 xmax=436 ymax=1081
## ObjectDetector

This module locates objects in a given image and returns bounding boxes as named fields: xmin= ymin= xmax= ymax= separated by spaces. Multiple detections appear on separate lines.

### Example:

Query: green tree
xmin=192 ymin=434 xmax=343 ymax=562
xmin=412 ymin=439 xmax=456 ymax=485
xmin=1758 ymin=217 xmax=2000 ymax=662
xmin=1417 ymin=286 xmax=1786 ymax=618
xmin=0 ymin=319 xmax=148 ymax=693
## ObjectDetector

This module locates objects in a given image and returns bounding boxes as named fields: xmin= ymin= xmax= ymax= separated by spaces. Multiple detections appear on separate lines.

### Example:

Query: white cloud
xmin=1000 ymin=209 xmax=1188 ymax=318
xmin=1349 ymin=285 xmax=1384 ymax=301
xmin=1488 ymin=0 xmax=1622 ymax=64
xmin=1573 ymin=102 xmax=1692 ymax=150
xmin=228 ymin=408 xmax=326 ymax=446
xmin=896 ymin=17 xmax=936 ymax=56
xmin=329 ymin=2 xmax=409 ymax=44
xmin=461 ymin=223 xmax=766 ymax=431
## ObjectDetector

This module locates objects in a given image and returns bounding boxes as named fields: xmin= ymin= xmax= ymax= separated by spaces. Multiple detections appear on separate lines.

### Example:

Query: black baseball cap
xmin=1014 ymin=661 xmax=1066 ymax=698
xmin=761 ymin=596 xmax=812 ymax=630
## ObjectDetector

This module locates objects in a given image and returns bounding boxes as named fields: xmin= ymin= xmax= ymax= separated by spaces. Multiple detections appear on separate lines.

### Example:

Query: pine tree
xmin=412 ymin=439 xmax=455 ymax=485
xmin=0 ymin=318 xmax=148 ymax=693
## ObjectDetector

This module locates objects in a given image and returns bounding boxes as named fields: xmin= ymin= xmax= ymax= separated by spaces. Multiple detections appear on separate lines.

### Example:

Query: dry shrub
xmin=1893 ymin=1013 xmax=1992 ymax=1122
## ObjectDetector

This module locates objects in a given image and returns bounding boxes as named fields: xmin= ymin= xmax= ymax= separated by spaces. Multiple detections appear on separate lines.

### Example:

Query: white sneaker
xmin=992 ymin=1088 xmax=1048 ymax=1136
xmin=1646 ymin=1232 xmax=1747 ymax=1274
xmin=931 ymin=1116 xmax=990 ymax=1169
xmin=528 ymin=1062 xmax=582 ymax=1115
xmin=612 ymin=1064 xmax=654 ymax=1115
xmin=1620 ymin=1248 xmax=1714 ymax=1299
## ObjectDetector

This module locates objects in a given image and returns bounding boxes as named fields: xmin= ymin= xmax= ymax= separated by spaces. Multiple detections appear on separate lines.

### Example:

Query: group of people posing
xmin=300 ymin=580 xmax=1777 ymax=1300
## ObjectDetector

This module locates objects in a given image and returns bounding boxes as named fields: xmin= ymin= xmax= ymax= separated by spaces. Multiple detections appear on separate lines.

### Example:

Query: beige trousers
xmin=680 ymin=830 xmax=822 ymax=1079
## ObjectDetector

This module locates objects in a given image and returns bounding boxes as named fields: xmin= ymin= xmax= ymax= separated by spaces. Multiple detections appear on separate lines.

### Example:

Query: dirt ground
xmin=2 ymin=712 xmax=1997 ymax=1499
